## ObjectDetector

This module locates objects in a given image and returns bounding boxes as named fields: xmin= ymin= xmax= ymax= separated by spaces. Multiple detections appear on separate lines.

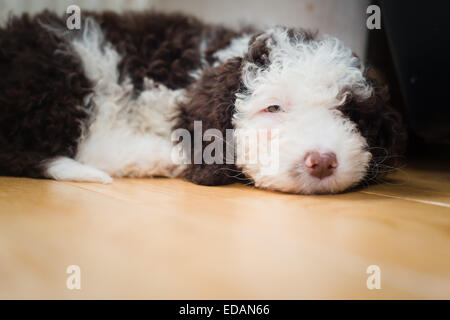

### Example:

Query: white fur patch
xmin=47 ymin=18 xmax=185 ymax=182
xmin=213 ymin=34 xmax=252 ymax=66
xmin=233 ymin=27 xmax=372 ymax=194
xmin=190 ymin=33 xmax=252 ymax=78
xmin=45 ymin=157 xmax=113 ymax=183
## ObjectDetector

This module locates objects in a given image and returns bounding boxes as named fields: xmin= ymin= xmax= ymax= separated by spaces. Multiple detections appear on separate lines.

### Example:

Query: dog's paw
xmin=92 ymin=171 xmax=114 ymax=184
xmin=45 ymin=157 xmax=113 ymax=184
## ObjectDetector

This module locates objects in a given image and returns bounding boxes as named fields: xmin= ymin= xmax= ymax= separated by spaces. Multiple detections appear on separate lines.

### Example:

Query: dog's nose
xmin=304 ymin=151 xmax=338 ymax=179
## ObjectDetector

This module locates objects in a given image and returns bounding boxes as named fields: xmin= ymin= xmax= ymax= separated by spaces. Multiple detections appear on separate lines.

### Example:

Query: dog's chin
xmin=298 ymin=178 xmax=354 ymax=195
xmin=252 ymin=171 xmax=363 ymax=195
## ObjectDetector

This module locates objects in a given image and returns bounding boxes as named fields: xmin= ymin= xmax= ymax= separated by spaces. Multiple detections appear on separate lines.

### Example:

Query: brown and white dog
xmin=0 ymin=11 xmax=406 ymax=194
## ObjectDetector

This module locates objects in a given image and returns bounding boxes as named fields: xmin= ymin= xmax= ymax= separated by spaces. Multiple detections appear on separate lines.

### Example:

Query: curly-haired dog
xmin=0 ymin=11 xmax=406 ymax=194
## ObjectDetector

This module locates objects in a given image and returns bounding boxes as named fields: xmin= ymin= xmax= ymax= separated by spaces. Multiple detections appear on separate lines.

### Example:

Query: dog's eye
xmin=265 ymin=105 xmax=282 ymax=113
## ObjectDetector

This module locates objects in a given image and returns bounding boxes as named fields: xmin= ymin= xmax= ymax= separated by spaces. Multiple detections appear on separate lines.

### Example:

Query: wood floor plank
xmin=0 ymin=164 xmax=449 ymax=299
xmin=357 ymin=160 xmax=450 ymax=206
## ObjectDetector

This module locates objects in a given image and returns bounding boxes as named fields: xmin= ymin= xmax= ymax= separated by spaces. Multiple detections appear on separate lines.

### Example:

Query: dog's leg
xmin=45 ymin=157 xmax=113 ymax=184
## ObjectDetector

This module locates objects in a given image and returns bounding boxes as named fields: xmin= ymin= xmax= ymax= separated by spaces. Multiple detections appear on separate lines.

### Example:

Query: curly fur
xmin=339 ymin=69 xmax=407 ymax=184
xmin=0 ymin=10 xmax=407 ymax=194
xmin=0 ymin=11 xmax=92 ymax=177
xmin=174 ymin=57 xmax=247 ymax=185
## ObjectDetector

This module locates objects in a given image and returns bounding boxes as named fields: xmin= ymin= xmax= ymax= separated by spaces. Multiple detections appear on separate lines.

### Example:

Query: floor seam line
xmin=360 ymin=191 xmax=450 ymax=208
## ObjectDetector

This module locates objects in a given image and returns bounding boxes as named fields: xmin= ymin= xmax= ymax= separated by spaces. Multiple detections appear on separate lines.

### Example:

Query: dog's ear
xmin=174 ymin=57 xmax=248 ymax=186
xmin=340 ymin=68 xmax=407 ymax=175
xmin=246 ymin=32 xmax=271 ymax=68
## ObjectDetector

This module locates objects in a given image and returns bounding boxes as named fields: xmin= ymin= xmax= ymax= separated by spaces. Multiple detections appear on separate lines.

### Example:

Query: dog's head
xmin=175 ymin=27 xmax=406 ymax=194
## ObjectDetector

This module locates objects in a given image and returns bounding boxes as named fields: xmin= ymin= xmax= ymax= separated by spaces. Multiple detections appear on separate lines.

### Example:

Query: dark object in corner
xmin=380 ymin=1 xmax=450 ymax=148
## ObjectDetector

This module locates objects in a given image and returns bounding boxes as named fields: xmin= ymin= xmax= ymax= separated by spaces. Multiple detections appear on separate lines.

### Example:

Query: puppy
xmin=0 ymin=11 xmax=406 ymax=194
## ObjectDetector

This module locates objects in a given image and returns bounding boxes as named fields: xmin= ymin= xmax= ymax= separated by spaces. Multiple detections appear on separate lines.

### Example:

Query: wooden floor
xmin=0 ymin=158 xmax=449 ymax=299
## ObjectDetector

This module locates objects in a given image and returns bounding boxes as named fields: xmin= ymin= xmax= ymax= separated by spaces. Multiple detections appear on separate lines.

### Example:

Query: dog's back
xmin=0 ymin=11 xmax=238 ymax=179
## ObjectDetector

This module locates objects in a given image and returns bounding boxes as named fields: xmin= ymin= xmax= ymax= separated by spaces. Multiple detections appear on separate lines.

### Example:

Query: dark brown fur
xmin=88 ymin=11 xmax=250 ymax=93
xmin=0 ymin=11 xmax=93 ymax=177
xmin=339 ymin=69 xmax=407 ymax=184
xmin=174 ymin=57 xmax=248 ymax=185
xmin=89 ymin=11 xmax=204 ymax=92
